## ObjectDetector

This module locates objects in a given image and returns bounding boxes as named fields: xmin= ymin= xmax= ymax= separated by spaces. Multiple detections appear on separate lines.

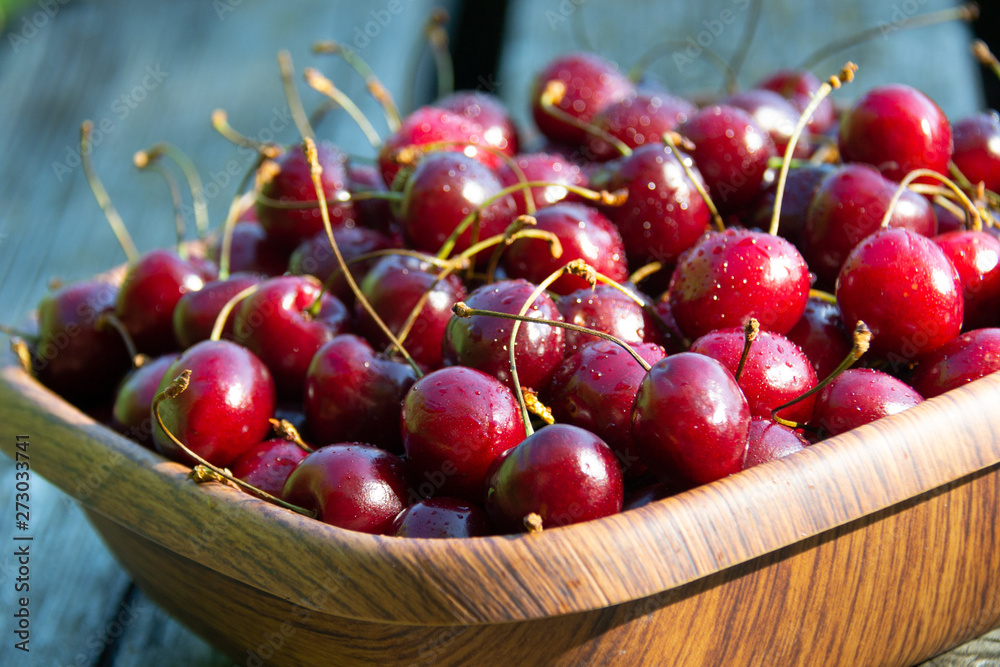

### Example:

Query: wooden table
xmin=0 ymin=1 xmax=996 ymax=664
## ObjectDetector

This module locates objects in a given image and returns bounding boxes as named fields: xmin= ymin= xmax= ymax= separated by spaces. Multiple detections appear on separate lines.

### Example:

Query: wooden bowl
xmin=4 ymin=330 xmax=1000 ymax=666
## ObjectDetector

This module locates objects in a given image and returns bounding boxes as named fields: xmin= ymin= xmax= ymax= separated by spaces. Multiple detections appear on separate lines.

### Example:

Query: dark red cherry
xmin=355 ymin=254 xmax=467 ymax=371
xmin=401 ymin=366 xmax=524 ymax=503
xmin=502 ymin=202 xmax=628 ymax=295
xmin=33 ymin=280 xmax=131 ymax=404
xmin=545 ymin=340 xmax=665 ymax=479
xmin=530 ymin=52 xmax=634 ymax=145
xmin=587 ymin=91 xmax=696 ymax=161
xmin=723 ymin=88 xmax=811 ymax=158
xmin=230 ymin=439 xmax=309 ymax=497
xmin=209 ymin=220 xmax=290 ymax=277
xmin=668 ymin=228 xmax=810 ymax=340
xmin=400 ymin=151 xmax=516 ymax=258
xmin=151 ymin=340 xmax=276 ymax=467
xmin=623 ymin=478 xmax=695 ymax=510
xmin=304 ymin=334 xmax=417 ymax=452
xmin=689 ymin=328 xmax=818 ymax=424
xmin=933 ymin=230 xmax=1000 ymax=331
xmin=910 ymin=328 xmax=1000 ymax=399
xmin=172 ymin=273 xmax=261 ymax=349
xmin=485 ymin=423 xmax=624 ymax=533
xmin=679 ymin=104 xmax=777 ymax=212
xmin=952 ymin=111 xmax=1000 ymax=193
xmin=801 ymin=163 xmax=937 ymax=287
xmin=836 ymin=228 xmax=963 ymax=359
xmin=115 ymin=249 xmax=216 ymax=355
xmin=785 ymin=297 xmax=853 ymax=381
xmin=256 ymin=142 xmax=355 ymax=248
xmin=232 ymin=275 xmax=351 ymax=398
xmin=933 ymin=202 xmax=967 ymax=235
xmin=282 ymin=443 xmax=411 ymax=534
xmin=287 ymin=226 xmax=398 ymax=307
xmin=757 ymin=69 xmax=836 ymax=135
xmin=495 ymin=152 xmax=588 ymax=216
xmin=111 ymin=353 xmax=180 ymax=446
xmin=838 ymin=84 xmax=952 ymax=183
xmin=603 ymin=144 xmax=711 ymax=267
xmin=809 ymin=368 xmax=923 ymax=438
xmin=347 ymin=161 xmax=399 ymax=235
xmin=392 ymin=497 xmax=490 ymax=538
xmin=443 ymin=279 xmax=565 ymax=392
xmin=748 ymin=163 xmax=835 ymax=248
xmin=556 ymin=284 xmax=661 ymax=354
xmin=437 ymin=90 xmax=520 ymax=160
xmin=631 ymin=352 xmax=751 ymax=484
xmin=743 ymin=418 xmax=808 ymax=470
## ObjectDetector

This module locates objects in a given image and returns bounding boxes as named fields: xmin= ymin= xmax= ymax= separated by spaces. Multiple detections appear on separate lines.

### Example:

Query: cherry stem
xmin=483 ymin=215 xmax=558 ymax=284
xmin=153 ymin=371 xmax=316 ymax=518
xmin=303 ymin=68 xmax=382 ymax=147
xmin=426 ymin=8 xmax=454 ymax=100
xmin=524 ymin=512 xmax=544 ymax=534
xmin=80 ymin=121 xmax=139 ymax=264
xmin=628 ymin=261 xmax=665 ymax=287
xmin=973 ymin=39 xmax=1000 ymax=82
xmin=881 ymin=168 xmax=982 ymax=232
xmin=523 ymin=388 xmax=555 ymax=426
xmin=135 ymin=144 xmax=210 ymax=239
xmin=808 ymin=288 xmax=837 ymax=305
xmin=663 ymin=131 xmax=725 ymax=232
xmin=134 ymin=158 xmax=187 ymax=258
xmin=218 ymin=159 xmax=265 ymax=281
xmin=211 ymin=109 xmax=283 ymax=159
xmin=277 ymin=50 xmax=315 ymax=141
xmin=539 ymin=81 xmax=632 ymax=158
xmin=770 ymin=62 xmax=858 ymax=237
xmin=269 ymin=418 xmax=314 ymax=453
xmin=96 ymin=312 xmax=142 ymax=368
xmin=627 ymin=40 xmax=737 ymax=88
xmin=312 ymin=40 xmax=402 ymax=131
xmin=770 ymin=321 xmax=871 ymax=429
xmin=725 ymin=0 xmax=762 ymax=93
xmin=209 ymin=283 xmax=260 ymax=342
xmin=303 ymin=137 xmax=423 ymax=376
xmin=9 ymin=338 xmax=33 ymax=373
xmin=798 ymin=2 xmax=979 ymax=70
xmin=0 ymin=323 xmax=38 ymax=343
xmin=734 ymin=318 xmax=759 ymax=383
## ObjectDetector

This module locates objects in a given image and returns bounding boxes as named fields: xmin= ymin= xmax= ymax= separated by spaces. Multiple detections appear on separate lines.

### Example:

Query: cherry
xmin=808 ymin=368 xmax=923 ymax=438
xmin=399 ymin=151 xmax=516 ymax=257
xmin=436 ymin=90 xmax=520 ymax=160
xmin=668 ymin=228 xmax=810 ymax=340
xmin=495 ymin=152 xmax=588 ymax=216
xmin=346 ymin=162 xmax=400 ymax=235
xmin=288 ymin=226 xmax=398 ymax=307
xmin=172 ymin=273 xmax=261 ymax=349
xmin=785 ymin=297 xmax=853 ymax=380
xmin=502 ymin=203 xmax=628 ymax=295
xmin=282 ymin=443 xmax=411 ymax=534
xmin=952 ymin=111 xmax=1000 ymax=193
xmin=836 ymin=228 xmax=963 ymax=359
xmin=555 ymin=284 xmax=661 ymax=354
xmin=801 ymin=163 xmax=937 ymax=287
xmin=256 ymin=142 xmax=355 ymax=248
xmin=401 ymin=366 xmax=524 ymax=502
xmin=587 ymin=91 xmax=696 ymax=161
xmin=838 ymin=84 xmax=953 ymax=183
xmin=152 ymin=339 xmax=276 ymax=467
xmin=355 ymin=254 xmax=467 ymax=371
xmin=232 ymin=275 xmax=352 ymax=398
xmin=679 ymin=104 xmax=777 ymax=212
xmin=391 ymin=497 xmax=490 ymax=538
xmin=934 ymin=201 xmax=967 ymax=235
xmin=443 ymin=279 xmax=565 ymax=392
xmin=910 ymin=328 xmax=1000 ymax=399
xmin=304 ymin=334 xmax=417 ymax=452
xmin=33 ymin=280 xmax=131 ymax=404
xmin=689 ymin=327 xmax=818 ymax=424
xmin=743 ymin=418 xmax=808 ymax=470
xmin=723 ymin=89 xmax=811 ymax=159
xmin=530 ymin=52 xmax=634 ymax=146
xmin=602 ymin=144 xmax=711 ymax=267
xmin=114 ymin=248 xmax=216 ymax=355
xmin=748 ymin=163 xmax=834 ymax=248
xmin=111 ymin=353 xmax=180 ymax=446
xmin=757 ymin=68 xmax=836 ymax=135
xmin=933 ymin=230 xmax=1000 ymax=330
xmin=485 ymin=423 xmax=624 ymax=533
xmin=632 ymin=352 xmax=751 ymax=484
xmin=544 ymin=340 xmax=666 ymax=479
xmin=209 ymin=219 xmax=290 ymax=277
xmin=230 ymin=439 xmax=309 ymax=497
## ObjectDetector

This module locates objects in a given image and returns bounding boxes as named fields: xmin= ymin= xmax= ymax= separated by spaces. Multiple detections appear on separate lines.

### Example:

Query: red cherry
xmin=952 ymin=111 xmax=1000 ymax=193
xmin=282 ymin=443 xmax=411 ymax=534
xmin=748 ymin=163 xmax=835 ymax=248
xmin=111 ymin=353 xmax=180 ymax=446
xmin=392 ymin=497 xmax=490 ymax=538
xmin=743 ymin=418 xmax=808 ymax=470
xmin=723 ymin=88 xmax=811 ymax=159
xmin=785 ymin=297 xmax=853 ymax=380
xmin=838 ymin=84 xmax=953 ymax=183
xmin=495 ymin=152 xmax=588 ymax=216
xmin=933 ymin=230 xmax=1000 ymax=331
xmin=587 ymin=91 xmax=696 ymax=161
xmin=436 ymin=90 xmax=520 ymax=160
xmin=288 ymin=226 xmax=398 ymax=307
xmin=910 ymin=328 xmax=1000 ymax=399
xmin=757 ymin=69 xmax=836 ymax=134
xmin=209 ymin=220 xmax=290 ymax=277
xmin=346 ymin=161 xmax=399 ymax=235
xmin=555 ymin=284 xmax=662 ymax=354
xmin=230 ymin=439 xmax=309 ymax=498
xmin=809 ymin=368 xmax=923 ymax=438
xmin=172 ymin=273 xmax=261 ymax=349
xmin=152 ymin=340 xmax=276 ymax=467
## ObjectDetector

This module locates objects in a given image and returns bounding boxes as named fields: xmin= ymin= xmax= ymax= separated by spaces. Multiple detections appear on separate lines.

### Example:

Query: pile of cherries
xmin=21 ymin=42 xmax=1000 ymax=539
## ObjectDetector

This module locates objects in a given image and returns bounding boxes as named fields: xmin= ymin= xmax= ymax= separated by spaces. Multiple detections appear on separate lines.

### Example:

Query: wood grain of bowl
xmin=3 ymin=313 xmax=1000 ymax=666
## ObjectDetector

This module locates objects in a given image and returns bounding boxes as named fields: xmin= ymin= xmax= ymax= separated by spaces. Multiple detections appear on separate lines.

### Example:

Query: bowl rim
xmin=4 ymin=286 xmax=1000 ymax=626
